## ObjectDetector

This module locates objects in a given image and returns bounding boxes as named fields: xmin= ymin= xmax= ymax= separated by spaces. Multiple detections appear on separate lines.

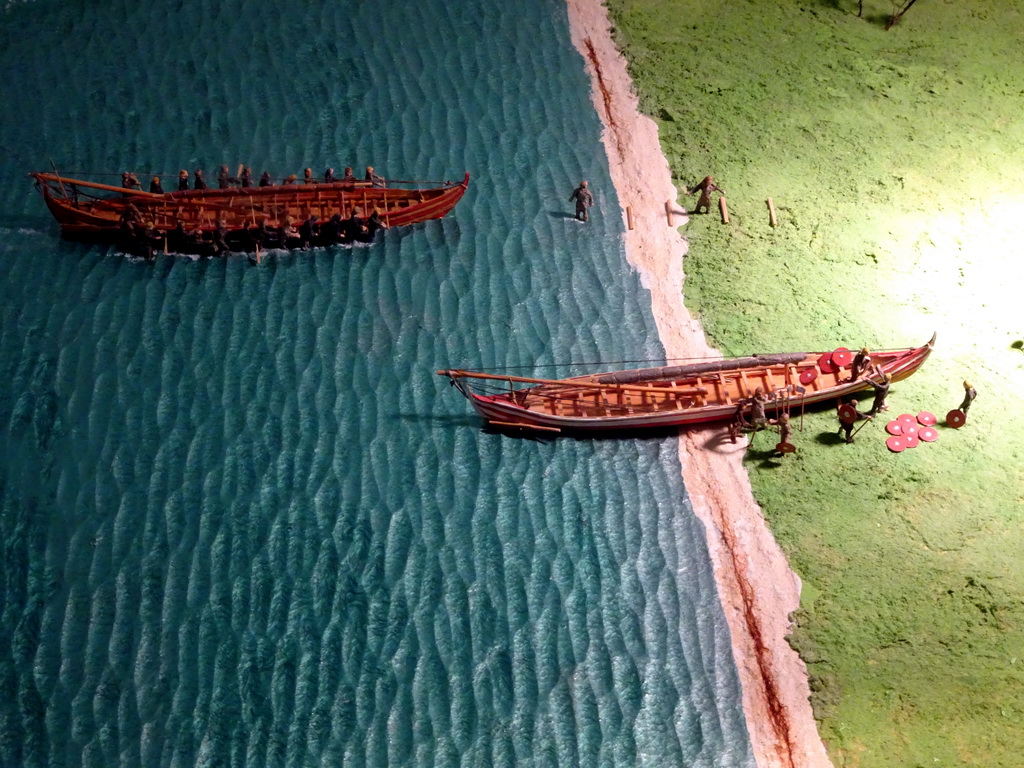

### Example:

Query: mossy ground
xmin=605 ymin=1 xmax=1024 ymax=765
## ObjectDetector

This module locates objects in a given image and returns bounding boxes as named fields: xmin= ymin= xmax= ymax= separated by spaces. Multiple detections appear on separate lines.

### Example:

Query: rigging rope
xmin=453 ymin=346 xmax=907 ymax=372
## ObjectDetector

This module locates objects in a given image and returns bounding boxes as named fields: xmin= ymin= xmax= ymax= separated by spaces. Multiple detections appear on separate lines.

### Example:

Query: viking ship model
xmin=29 ymin=169 xmax=470 ymax=255
xmin=439 ymin=335 xmax=935 ymax=434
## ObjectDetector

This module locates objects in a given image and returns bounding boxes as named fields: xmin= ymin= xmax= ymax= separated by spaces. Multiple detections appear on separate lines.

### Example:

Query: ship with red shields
xmin=438 ymin=335 xmax=935 ymax=435
xmin=29 ymin=166 xmax=470 ymax=256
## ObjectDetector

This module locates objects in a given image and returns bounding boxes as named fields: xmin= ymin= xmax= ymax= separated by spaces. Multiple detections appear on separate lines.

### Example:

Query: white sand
xmin=564 ymin=2 xmax=833 ymax=766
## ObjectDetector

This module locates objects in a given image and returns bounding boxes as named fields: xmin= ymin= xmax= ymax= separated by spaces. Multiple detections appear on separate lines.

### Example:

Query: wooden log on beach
xmin=626 ymin=205 xmax=634 ymax=230
xmin=766 ymin=197 xmax=778 ymax=227
xmin=719 ymin=196 xmax=729 ymax=224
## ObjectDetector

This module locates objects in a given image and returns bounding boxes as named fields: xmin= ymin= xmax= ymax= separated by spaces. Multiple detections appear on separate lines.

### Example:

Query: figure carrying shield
xmin=773 ymin=413 xmax=796 ymax=455
xmin=959 ymin=380 xmax=977 ymax=414
xmin=837 ymin=399 xmax=871 ymax=443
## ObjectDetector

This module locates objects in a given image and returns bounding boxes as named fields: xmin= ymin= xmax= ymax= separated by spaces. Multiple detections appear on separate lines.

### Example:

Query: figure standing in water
xmin=687 ymin=175 xmax=724 ymax=214
xmin=568 ymin=180 xmax=594 ymax=222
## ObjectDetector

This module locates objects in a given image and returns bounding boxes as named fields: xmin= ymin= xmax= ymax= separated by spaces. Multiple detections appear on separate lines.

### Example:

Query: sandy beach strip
xmin=564 ymin=3 xmax=832 ymax=766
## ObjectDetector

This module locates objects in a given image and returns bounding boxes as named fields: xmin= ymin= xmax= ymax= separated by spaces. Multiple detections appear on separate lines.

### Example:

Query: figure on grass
xmin=959 ymin=380 xmax=977 ymax=414
xmin=687 ymin=175 xmax=724 ymax=214
xmin=729 ymin=388 xmax=770 ymax=443
xmin=946 ymin=380 xmax=977 ymax=429
xmin=837 ymin=399 xmax=871 ymax=444
xmin=774 ymin=413 xmax=795 ymax=456
xmin=866 ymin=372 xmax=892 ymax=416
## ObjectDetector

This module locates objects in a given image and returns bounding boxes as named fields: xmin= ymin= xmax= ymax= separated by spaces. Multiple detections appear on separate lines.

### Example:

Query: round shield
xmin=885 ymin=420 xmax=903 ymax=436
xmin=897 ymin=413 xmax=917 ymax=427
xmin=946 ymin=409 xmax=966 ymax=429
xmin=776 ymin=442 xmax=797 ymax=454
xmin=817 ymin=353 xmax=837 ymax=374
xmin=919 ymin=426 xmax=938 ymax=442
xmin=903 ymin=433 xmax=920 ymax=449
xmin=901 ymin=423 xmax=919 ymax=438
xmin=799 ymin=368 xmax=818 ymax=385
xmin=838 ymin=403 xmax=859 ymax=425
xmin=831 ymin=347 xmax=852 ymax=367
xmin=886 ymin=435 xmax=906 ymax=453
xmin=916 ymin=411 xmax=937 ymax=426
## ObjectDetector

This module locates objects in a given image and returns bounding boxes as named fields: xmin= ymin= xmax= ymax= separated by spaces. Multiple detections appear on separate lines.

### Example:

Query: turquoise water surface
xmin=0 ymin=0 xmax=754 ymax=765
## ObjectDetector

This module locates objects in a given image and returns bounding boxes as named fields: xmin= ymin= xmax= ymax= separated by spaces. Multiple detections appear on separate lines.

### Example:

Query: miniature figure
xmin=687 ymin=175 xmax=724 ymax=214
xmin=960 ymin=380 xmax=977 ymax=413
xmin=569 ymin=180 xmax=594 ymax=222
xmin=837 ymin=399 xmax=871 ymax=443
xmin=850 ymin=347 xmax=874 ymax=380
xmin=866 ymin=372 xmax=892 ymax=415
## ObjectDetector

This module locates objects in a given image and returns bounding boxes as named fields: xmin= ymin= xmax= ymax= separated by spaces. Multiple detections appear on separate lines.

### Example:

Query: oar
xmin=850 ymin=414 xmax=874 ymax=439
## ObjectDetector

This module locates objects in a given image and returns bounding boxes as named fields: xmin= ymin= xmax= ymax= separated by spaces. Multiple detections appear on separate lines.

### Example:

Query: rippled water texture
xmin=0 ymin=0 xmax=753 ymax=765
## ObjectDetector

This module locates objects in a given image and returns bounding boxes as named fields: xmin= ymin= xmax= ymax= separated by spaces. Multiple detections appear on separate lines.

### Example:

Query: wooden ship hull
xmin=438 ymin=335 xmax=936 ymax=434
xmin=29 ymin=171 xmax=469 ymax=249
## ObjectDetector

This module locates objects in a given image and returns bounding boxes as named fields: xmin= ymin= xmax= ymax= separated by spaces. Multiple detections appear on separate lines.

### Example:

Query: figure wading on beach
xmin=569 ymin=180 xmax=594 ymax=222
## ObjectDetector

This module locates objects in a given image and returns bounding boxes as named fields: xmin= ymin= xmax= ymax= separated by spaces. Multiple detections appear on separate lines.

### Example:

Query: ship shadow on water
xmin=394 ymin=413 xmax=481 ymax=430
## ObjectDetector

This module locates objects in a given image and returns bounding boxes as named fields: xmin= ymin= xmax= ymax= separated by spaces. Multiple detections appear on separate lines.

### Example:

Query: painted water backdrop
xmin=0 ymin=0 xmax=753 ymax=765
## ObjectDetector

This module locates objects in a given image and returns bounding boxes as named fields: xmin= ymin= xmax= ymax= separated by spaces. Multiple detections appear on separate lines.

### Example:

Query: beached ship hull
xmin=439 ymin=335 xmax=935 ymax=434
xmin=30 ymin=171 xmax=469 ymax=243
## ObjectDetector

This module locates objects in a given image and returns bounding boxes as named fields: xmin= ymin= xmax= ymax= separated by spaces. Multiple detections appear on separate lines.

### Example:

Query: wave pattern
xmin=0 ymin=0 xmax=753 ymax=766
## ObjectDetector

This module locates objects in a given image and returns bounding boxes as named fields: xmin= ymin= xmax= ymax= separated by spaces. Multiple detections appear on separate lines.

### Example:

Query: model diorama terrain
xmin=605 ymin=0 xmax=1024 ymax=765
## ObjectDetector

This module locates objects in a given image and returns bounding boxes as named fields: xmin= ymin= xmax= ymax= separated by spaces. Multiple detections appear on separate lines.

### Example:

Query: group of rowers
xmin=118 ymin=203 xmax=388 ymax=259
xmin=120 ymin=165 xmax=386 ymax=194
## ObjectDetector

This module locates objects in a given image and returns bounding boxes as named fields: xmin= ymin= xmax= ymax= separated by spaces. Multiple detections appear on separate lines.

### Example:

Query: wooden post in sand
xmin=626 ymin=205 xmax=634 ymax=231
xmin=719 ymin=196 xmax=729 ymax=224
xmin=665 ymin=200 xmax=674 ymax=226
xmin=766 ymin=197 xmax=778 ymax=227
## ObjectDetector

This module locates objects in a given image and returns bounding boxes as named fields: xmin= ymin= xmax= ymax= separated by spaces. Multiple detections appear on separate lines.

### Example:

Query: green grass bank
xmin=603 ymin=1 xmax=1024 ymax=765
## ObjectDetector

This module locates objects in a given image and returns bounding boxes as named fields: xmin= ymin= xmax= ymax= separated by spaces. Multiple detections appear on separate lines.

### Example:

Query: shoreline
xmin=564 ymin=3 xmax=831 ymax=766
